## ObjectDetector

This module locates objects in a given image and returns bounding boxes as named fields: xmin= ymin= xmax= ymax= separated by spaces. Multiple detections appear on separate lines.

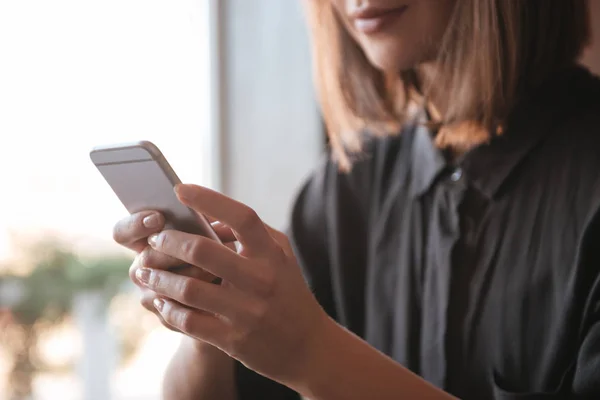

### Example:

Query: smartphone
xmin=89 ymin=140 xmax=221 ymax=243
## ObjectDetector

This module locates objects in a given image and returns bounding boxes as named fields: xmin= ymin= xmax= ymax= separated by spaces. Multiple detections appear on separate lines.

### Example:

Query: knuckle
xmin=249 ymin=301 xmax=269 ymax=324
xmin=227 ymin=330 xmax=250 ymax=358
xmin=274 ymin=245 xmax=289 ymax=262
xmin=160 ymin=305 xmax=174 ymax=324
xmin=182 ymin=237 xmax=206 ymax=262
xmin=140 ymin=295 xmax=155 ymax=311
xmin=273 ymin=230 xmax=290 ymax=246
xmin=254 ymin=269 xmax=276 ymax=297
xmin=238 ymin=208 xmax=260 ymax=231
xmin=144 ymin=248 xmax=182 ymax=270
xmin=137 ymin=248 xmax=153 ymax=269
xmin=147 ymin=271 xmax=161 ymax=288
xmin=177 ymin=310 xmax=195 ymax=333
xmin=176 ymin=278 xmax=196 ymax=303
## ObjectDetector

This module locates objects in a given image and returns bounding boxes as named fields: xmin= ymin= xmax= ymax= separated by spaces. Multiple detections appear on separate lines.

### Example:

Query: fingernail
xmin=143 ymin=214 xmax=161 ymax=229
xmin=136 ymin=267 xmax=151 ymax=284
xmin=148 ymin=234 xmax=159 ymax=248
xmin=153 ymin=298 xmax=165 ymax=312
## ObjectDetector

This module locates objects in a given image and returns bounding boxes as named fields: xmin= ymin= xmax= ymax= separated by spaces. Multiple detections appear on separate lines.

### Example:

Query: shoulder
xmin=545 ymin=66 xmax=600 ymax=148
xmin=291 ymin=125 xmax=419 ymax=226
xmin=288 ymin=124 xmax=419 ymax=267
xmin=530 ymin=68 xmax=600 ymax=254
xmin=533 ymin=67 xmax=600 ymax=192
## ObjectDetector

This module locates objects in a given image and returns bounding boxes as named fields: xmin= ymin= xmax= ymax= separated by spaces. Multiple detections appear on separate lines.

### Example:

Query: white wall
xmin=214 ymin=0 xmax=322 ymax=229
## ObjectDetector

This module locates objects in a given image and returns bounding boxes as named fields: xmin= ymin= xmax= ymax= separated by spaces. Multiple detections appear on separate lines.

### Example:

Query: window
xmin=0 ymin=1 xmax=216 ymax=398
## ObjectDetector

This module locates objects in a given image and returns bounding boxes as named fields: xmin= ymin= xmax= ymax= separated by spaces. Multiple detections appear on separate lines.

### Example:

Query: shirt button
xmin=450 ymin=168 xmax=463 ymax=182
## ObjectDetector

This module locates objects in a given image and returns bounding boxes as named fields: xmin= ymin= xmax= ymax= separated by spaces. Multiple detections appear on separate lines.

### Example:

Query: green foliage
xmin=4 ymin=243 xmax=132 ymax=325
xmin=0 ymin=240 xmax=135 ymax=399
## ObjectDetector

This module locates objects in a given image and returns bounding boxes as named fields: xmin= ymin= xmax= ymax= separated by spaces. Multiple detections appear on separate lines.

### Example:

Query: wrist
xmin=165 ymin=336 xmax=237 ymax=400
xmin=291 ymin=312 xmax=344 ymax=398
xmin=181 ymin=336 xmax=231 ymax=363
xmin=288 ymin=319 xmax=456 ymax=400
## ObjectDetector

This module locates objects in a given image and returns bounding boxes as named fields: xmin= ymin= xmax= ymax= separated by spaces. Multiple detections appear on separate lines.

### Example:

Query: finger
xmin=139 ymin=287 xmax=222 ymax=333
xmin=157 ymin=316 xmax=181 ymax=332
xmin=140 ymin=289 xmax=159 ymax=312
xmin=131 ymin=249 xmax=218 ymax=285
xmin=141 ymin=287 xmax=219 ymax=320
xmin=175 ymin=184 xmax=275 ymax=255
xmin=263 ymin=223 xmax=293 ymax=256
xmin=211 ymin=222 xmax=239 ymax=252
xmin=137 ymin=246 xmax=182 ymax=270
xmin=211 ymin=221 xmax=238 ymax=243
xmin=147 ymin=230 xmax=266 ymax=291
xmin=138 ymin=290 xmax=182 ymax=332
xmin=136 ymin=268 xmax=256 ymax=323
xmin=154 ymin=298 xmax=230 ymax=347
xmin=113 ymin=211 xmax=165 ymax=251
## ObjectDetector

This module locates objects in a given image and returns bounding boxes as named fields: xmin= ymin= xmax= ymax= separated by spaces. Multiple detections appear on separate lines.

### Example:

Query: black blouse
xmin=235 ymin=66 xmax=600 ymax=399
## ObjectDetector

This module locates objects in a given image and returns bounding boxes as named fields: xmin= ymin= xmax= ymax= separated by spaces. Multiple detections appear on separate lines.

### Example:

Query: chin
xmin=361 ymin=41 xmax=419 ymax=73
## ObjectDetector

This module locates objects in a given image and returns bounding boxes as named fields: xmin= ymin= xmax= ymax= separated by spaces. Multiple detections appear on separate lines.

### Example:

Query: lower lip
xmin=353 ymin=6 xmax=408 ymax=34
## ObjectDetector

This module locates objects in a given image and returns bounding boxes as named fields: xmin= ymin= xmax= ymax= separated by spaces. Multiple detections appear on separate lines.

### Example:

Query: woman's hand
xmin=112 ymin=209 xmax=222 ymax=332
xmin=135 ymin=183 xmax=330 ymax=387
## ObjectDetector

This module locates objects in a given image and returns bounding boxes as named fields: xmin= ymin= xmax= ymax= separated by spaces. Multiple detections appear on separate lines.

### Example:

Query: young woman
xmin=112 ymin=1 xmax=600 ymax=399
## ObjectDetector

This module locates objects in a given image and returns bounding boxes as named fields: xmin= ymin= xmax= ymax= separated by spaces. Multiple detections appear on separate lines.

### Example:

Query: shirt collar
xmin=408 ymin=65 xmax=593 ymax=199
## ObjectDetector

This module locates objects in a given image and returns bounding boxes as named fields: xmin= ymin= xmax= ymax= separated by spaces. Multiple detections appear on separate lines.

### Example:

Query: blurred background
xmin=0 ymin=1 xmax=599 ymax=399
xmin=0 ymin=0 xmax=319 ymax=399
